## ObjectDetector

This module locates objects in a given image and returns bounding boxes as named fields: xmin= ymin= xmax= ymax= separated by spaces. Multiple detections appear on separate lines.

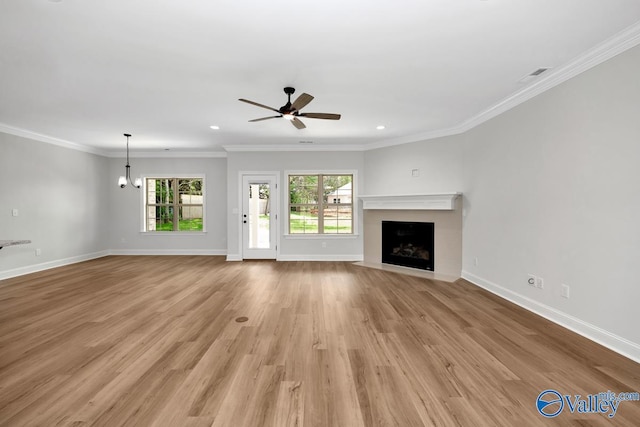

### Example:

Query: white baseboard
xmin=461 ymin=270 xmax=640 ymax=364
xmin=277 ymin=254 xmax=364 ymax=262
xmin=109 ymin=249 xmax=227 ymax=256
xmin=0 ymin=250 xmax=110 ymax=281
xmin=226 ymin=254 xmax=242 ymax=261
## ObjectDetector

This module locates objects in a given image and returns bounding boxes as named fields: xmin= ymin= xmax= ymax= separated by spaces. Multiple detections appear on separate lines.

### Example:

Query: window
xmin=145 ymin=178 xmax=204 ymax=232
xmin=289 ymin=174 xmax=353 ymax=234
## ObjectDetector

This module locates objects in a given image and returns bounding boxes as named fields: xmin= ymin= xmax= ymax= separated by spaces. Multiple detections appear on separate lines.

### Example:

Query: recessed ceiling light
xmin=210 ymin=125 xmax=220 ymax=130
xmin=376 ymin=125 xmax=386 ymax=130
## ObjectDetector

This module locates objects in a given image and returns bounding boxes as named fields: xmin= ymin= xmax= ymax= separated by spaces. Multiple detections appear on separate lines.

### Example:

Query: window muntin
xmin=145 ymin=178 xmax=203 ymax=232
xmin=289 ymin=174 xmax=353 ymax=234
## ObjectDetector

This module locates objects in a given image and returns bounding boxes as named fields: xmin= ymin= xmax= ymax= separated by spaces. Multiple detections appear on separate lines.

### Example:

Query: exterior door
xmin=242 ymin=174 xmax=278 ymax=259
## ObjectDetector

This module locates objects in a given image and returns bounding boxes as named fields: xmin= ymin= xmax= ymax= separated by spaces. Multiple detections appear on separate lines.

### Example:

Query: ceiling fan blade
xmin=291 ymin=118 xmax=306 ymax=129
xmin=249 ymin=115 xmax=282 ymax=122
xmin=290 ymin=93 xmax=314 ymax=111
xmin=298 ymin=113 xmax=341 ymax=120
xmin=238 ymin=98 xmax=280 ymax=113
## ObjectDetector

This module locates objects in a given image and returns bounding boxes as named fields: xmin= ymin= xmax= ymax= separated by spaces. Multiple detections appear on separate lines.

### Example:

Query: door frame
xmin=239 ymin=171 xmax=279 ymax=260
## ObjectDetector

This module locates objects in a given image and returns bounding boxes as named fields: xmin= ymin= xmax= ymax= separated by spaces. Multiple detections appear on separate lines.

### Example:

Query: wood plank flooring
xmin=0 ymin=256 xmax=639 ymax=426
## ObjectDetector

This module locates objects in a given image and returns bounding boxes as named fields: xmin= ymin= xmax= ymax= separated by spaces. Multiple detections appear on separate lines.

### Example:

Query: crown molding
xmin=365 ymin=19 xmax=640 ymax=151
xmin=0 ymin=123 xmax=109 ymax=156
xmin=222 ymin=144 xmax=366 ymax=152
xmin=455 ymin=19 xmax=640 ymax=134
xmin=105 ymin=151 xmax=227 ymax=158
xmin=364 ymin=125 xmax=467 ymax=151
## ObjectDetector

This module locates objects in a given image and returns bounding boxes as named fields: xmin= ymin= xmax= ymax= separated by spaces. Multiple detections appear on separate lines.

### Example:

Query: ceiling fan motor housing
xmin=282 ymin=87 xmax=295 ymax=112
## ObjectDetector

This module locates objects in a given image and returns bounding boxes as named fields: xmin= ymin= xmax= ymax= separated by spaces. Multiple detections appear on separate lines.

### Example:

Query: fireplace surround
xmin=360 ymin=193 xmax=462 ymax=278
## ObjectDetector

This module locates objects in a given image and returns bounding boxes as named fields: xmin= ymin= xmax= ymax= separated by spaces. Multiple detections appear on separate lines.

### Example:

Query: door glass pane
xmin=248 ymin=183 xmax=270 ymax=248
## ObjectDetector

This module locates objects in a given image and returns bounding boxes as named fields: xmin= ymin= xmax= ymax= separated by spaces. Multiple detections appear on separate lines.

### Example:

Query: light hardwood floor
xmin=1 ymin=256 xmax=639 ymax=426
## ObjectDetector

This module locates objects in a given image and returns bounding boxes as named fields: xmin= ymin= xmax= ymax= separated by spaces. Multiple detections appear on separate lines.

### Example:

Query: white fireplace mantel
xmin=359 ymin=193 xmax=461 ymax=210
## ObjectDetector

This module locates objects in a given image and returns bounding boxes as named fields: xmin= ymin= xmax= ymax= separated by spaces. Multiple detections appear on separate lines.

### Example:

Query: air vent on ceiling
xmin=298 ymin=140 xmax=314 ymax=144
xmin=518 ymin=67 xmax=551 ymax=83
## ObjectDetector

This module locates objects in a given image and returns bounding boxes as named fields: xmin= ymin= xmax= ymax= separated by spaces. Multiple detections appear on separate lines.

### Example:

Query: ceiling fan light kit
xmin=239 ymin=87 xmax=341 ymax=129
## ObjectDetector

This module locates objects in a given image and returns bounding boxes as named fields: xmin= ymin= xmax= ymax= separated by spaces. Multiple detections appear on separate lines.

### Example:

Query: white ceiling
xmin=1 ymin=0 xmax=640 ymax=154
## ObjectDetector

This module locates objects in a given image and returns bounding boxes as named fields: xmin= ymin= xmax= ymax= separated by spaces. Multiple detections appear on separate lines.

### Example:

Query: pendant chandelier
xmin=118 ymin=133 xmax=142 ymax=189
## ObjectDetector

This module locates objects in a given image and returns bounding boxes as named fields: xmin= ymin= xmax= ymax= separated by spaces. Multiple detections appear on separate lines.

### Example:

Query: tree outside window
xmin=146 ymin=178 xmax=204 ymax=231
xmin=289 ymin=174 xmax=353 ymax=234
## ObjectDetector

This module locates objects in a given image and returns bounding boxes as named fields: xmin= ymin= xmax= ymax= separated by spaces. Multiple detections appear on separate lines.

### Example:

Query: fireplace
xmin=382 ymin=221 xmax=434 ymax=271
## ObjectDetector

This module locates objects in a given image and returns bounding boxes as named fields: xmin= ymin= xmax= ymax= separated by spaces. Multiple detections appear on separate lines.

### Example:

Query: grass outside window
xmin=288 ymin=174 xmax=353 ymax=234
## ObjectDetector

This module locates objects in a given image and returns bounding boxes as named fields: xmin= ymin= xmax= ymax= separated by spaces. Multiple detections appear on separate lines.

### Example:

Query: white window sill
xmin=283 ymin=234 xmax=359 ymax=239
xmin=140 ymin=231 xmax=208 ymax=235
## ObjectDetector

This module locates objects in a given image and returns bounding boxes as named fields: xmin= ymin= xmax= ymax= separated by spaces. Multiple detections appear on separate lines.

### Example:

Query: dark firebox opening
xmin=381 ymin=221 xmax=434 ymax=271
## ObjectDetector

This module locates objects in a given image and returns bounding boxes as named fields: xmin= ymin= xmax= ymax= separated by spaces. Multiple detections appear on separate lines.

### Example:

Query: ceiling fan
xmin=239 ymin=87 xmax=341 ymax=129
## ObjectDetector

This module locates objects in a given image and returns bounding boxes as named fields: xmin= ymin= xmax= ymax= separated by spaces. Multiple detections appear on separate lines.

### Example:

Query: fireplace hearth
xmin=382 ymin=221 xmax=434 ymax=271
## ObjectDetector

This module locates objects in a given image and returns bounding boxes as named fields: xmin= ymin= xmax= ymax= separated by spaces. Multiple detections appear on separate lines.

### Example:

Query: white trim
xmin=365 ymin=125 xmax=468 ymax=151
xmin=461 ymin=270 xmax=640 ymax=364
xmin=0 ymin=123 xmax=109 ymax=156
xmin=277 ymin=254 xmax=364 ymax=262
xmin=0 ymin=250 xmax=110 ymax=282
xmin=139 ymin=232 xmax=208 ymax=236
xmin=226 ymin=254 xmax=242 ymax=261
xmin=223 ymin=144 xmax=365 ymax=152
xmin=283 ymin=234 xmax=359 ymax=239
xmin=107 ymin=151 xmax=227 ymax=158
xmin=109 ymin=249 xmax=226 ymax=256
xmin=359 ymin=193 xmax=461 ymax=210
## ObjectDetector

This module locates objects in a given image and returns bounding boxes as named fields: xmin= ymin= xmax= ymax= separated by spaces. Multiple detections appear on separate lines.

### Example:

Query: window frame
xmin=143 ymin=175 xmax=206 ymax=233
xmin=285 ymin=171 xmax=357 ymax=236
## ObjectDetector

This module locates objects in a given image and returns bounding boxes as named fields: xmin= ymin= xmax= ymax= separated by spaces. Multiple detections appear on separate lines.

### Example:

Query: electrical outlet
xmin=474 ymin=257 xmax=479 ymax=266
xmin=411 ymin=168 xmax=420 ymax=177
xmin=561 ymin=284 xmax=570 ymax=298
xmin=12 ymin=209 xmax=19 ymax=217
xmin=536 ymin=277 xmax=544 ymax=289
xmin=527 ymin=274 xmax=536 ymax=287
xmin=35 ymin=248 xmax=42 ymax=256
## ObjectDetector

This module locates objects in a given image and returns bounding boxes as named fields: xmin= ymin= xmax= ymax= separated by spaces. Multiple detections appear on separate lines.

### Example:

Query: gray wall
xmin=226 ymin=151 xmax=365 ymax=260
xmin=0 ymin=133 xmax=109 ymax=278
xmin=462 ymin=44 xmax=640 ymax=357
xmin=108 ymin=156 xmax=227 ymax=254
xmin=362 ymin=45 xmax=640 ymax=360
xmin=364 ymin=133 xmax=468 ymax=195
